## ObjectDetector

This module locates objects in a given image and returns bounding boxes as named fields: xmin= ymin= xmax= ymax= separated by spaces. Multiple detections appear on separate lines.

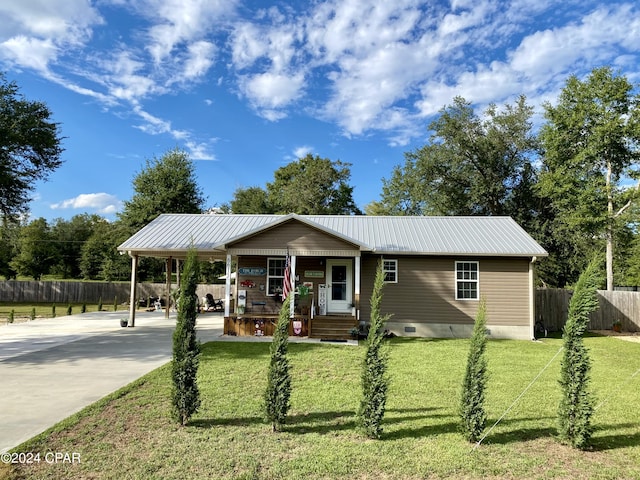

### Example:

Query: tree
xmin=171 ymin=247 xmax=201 ymax=426
xmin=266 ymin=154 xmax=362 ymax=215
xmin=538 ymin=67 xmax=640 ymax=291
xmin=558 ymin=256 xmax=602 ymax=449
xmin=264 ymin=295 xmax=292 ymax=432
xmin=80 ymin=220 xmax=131 ymax=281
xmin=460 ymin=297 xmax=488 ymax=443
xmin=118 ymin=148 xmax=205 ymax=232
xmin=0 ymin=216 xmax=20 ymax=279
xmin=118 ymin=148 xmax=205 ymax=282
xmin=229 ymin=186 xmax=272 ymax=214
xmin=0 ymin=74 xmax=64 ymax=218
xmin=11 ymin=217 xmax=56 ymax=280
xmin=357 ymin=260 xmax=391 ymax=439
xmin=50 ymin=214 xmax=103 ymax=278
xmin=377 ymin=96 xmax=539 ymax=218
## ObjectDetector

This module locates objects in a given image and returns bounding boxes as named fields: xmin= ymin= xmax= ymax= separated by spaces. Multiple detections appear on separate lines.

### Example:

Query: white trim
xmin=266 ymin=257 xmax=286 ymax=297
xmin=326 ymin=259 xmax=353 ymax=313
xmin=455 ymin=260 xmax=479 ymax=301
xmin=224 ymin=254 xmax=232 ymax=317
xmin=382 ymin=259 xmax=398 ymax=283
xmin=529 ymin=256 xmax=537 ymax=340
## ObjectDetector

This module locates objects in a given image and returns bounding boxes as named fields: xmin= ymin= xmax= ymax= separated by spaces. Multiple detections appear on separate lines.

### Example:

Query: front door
xmin=326 ymin=259 xmax=353 ymax=313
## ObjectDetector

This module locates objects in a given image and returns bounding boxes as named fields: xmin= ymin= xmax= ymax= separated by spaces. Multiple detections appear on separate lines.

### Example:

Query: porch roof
xmin=118 ymin=213 xmax=547 ymax=260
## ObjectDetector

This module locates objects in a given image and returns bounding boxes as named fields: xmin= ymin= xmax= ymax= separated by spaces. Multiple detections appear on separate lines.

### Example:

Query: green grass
xmin=6 ymin=336 xmax=640 ymax=479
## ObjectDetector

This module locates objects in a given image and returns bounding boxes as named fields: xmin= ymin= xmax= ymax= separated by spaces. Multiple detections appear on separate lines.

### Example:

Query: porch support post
xmin=224 ymin=254 xmax=232 ymax=316
xmin=127 ymin=253 xmax=138 ymax=327
xmin=289 ymin=255 xmax=296 ymax=318
xmin=354 ymin=255 xmax=361 ymax=319
xmin=166 ymin=256 xmax=172 ymax=319
xmin=529 ymin=256 xmax=537 ymax=340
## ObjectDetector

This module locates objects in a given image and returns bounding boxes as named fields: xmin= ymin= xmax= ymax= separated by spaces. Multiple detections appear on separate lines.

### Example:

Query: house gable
xmin=227 ymin=218 xmax=362 ymax=257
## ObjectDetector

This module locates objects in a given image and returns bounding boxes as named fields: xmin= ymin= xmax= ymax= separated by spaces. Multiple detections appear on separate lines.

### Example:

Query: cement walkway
xmin=0 ymin=310 xmax=224 ymax=453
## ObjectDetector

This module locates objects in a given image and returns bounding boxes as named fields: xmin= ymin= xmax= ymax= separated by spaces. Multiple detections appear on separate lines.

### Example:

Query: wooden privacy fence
xmin=0 ymin=280 xmax=226 ymax=305
xmin=536 ymin=289 xmax=640 ymax=333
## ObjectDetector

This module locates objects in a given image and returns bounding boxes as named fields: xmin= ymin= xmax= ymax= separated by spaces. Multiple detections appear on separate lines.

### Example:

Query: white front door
xmin=326 ymin=259 xmax=352 ymax=313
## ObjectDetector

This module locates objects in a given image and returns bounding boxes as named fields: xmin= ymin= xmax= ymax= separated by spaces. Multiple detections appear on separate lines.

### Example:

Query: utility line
xmin=473 ymin=345 xmax=564 ymax=450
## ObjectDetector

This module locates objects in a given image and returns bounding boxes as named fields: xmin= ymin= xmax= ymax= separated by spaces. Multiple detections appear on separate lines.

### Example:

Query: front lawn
xmin=6 ymin=336 xmax=640 ymax=479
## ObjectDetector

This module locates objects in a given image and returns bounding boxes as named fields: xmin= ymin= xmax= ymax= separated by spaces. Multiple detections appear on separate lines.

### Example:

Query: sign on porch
xmin=238 ymin=267 xmax=267 ymax=276
xmin=304 ymin=270 xmax=324 ymax=278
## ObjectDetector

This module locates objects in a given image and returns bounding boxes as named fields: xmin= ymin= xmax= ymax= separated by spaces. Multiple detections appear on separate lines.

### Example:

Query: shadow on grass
xmin=190 ymin=415 xmax=264 ymax=428
xmin=591 ymin=423 xmax=640 ymax=451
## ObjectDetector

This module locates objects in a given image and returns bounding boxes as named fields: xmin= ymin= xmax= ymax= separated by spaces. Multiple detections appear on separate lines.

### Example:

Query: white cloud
xmin=182 ymin=40 xmax=216 ymax=80
xmin=135 ymin=0 xmax=235 ymax=64
xmin=0 ymin=36 xmax=58 ymax=72
xmin=0 ymin=0 xmax=102 ymax=71
xmin=238 ymin=71 xmax=306 ymax=117
xmin=293 ymin=146 xmax=314 ymax=158
xmin=50 ymin=193 xmax=122 ymax=214
xmin=185 ymin=140 xmax=217 ymax=160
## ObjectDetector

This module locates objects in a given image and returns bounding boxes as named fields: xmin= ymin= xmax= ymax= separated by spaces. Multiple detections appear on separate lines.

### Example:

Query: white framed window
xmin=455 ymin=261 xmax=479 ymax=300
xmin=267 ymin=257 xmax=286 ymax=296
xmin=382 ymin=259 xmax=398 ymax=283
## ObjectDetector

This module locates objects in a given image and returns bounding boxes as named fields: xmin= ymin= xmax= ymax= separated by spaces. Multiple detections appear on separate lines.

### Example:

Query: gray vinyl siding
xmin=360 ymin=255 xmax=530 ymax=327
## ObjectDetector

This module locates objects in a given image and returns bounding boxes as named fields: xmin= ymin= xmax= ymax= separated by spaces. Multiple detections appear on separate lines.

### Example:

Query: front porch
xmin=224 ymin=313 xmax=357 ymax=340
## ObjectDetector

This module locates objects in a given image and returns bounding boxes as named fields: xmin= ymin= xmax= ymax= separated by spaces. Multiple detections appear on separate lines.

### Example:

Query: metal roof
xmin=118 ymin=213 xmax=548 ymax=259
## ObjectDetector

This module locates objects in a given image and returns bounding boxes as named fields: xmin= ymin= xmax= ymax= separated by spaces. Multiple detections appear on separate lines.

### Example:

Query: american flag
xmin=282 ymin=253 xmax=292 ymax=301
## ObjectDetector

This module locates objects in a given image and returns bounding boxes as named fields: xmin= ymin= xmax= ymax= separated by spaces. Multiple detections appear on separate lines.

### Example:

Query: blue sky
xmin=1 ymin=0 xmax=639 ymax=221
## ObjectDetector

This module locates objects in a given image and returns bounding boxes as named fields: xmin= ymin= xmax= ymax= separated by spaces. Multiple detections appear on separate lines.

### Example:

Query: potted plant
xmin=120 ymin=318 xmax=129 ymax=327
xmin=612 ymin=320 xmax=622 ymax=333
xmin=237 ymin=304 xmax=245 ymax=315
xmin=349 ymin=327 xmax=360 ymax=339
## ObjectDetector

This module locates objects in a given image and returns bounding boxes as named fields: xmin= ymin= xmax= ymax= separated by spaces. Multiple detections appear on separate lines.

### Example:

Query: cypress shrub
xmin=8 ymin=309 xmax=14 ymax=323
xmin=98 ymin=296 xmax=103 ymax=312
xmin=52 ymin=303 xmax=56 ymax=318
xmin=558 ymin=256 xmax=601 ymax=449
xmin=30 ymin=307 xmax=36 ymax=321
xmin=171 ymin=247 xmax=201 ymax=426
xmin=67 ymin=305 xmax=72 ymax=316
xmin=357 ymin=260 xmax=391 ymax=439
xmin=460 ymin=297 xmax=489 ymax=443
xmin=264 ymin=295 xmax=292 ymax=432
xmin=81 ymin=303 xmax=86 ymax=314
xmin=113 ymin=296 xmax=118 ymax=312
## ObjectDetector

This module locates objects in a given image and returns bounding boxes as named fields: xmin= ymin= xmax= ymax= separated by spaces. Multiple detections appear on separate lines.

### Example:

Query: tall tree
xmin=11 ymin=217 xmax=55 ymax=280
xmin=357 ymin=260 xmax=391 ymax=439
xmin=264 ymin=295 xmax=292 ymax=432
xmin=460 ymin=297 xmax=488 ymax=443
xmin=266 ymin=154 xmax=362 ymax=215
xmin=171 ymin=247 xmax=201 ymax=426
xmin=0 ymin=73 xmax=64 ymax=218
xmin=558 ymin=256 xmax=601 ymax=449
xmin=118 ymin=148 xmax=205 ymax=232
xmin=377 ymin=96 xmax=539 ymax=218
xmin=538 ymin=67 xmax=640 ymax=291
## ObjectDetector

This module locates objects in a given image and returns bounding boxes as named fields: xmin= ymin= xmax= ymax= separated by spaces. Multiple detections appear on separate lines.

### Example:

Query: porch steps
xmin=310 ymin=315 xmax=357 ymax=340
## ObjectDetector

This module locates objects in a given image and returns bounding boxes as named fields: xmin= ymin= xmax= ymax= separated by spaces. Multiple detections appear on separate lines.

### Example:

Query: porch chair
xmin=204 ymin=293 xmax=224 ymax=311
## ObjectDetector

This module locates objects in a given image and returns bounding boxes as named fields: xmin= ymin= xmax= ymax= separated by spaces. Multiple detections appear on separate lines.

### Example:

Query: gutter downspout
xmin=529 ymin=256 xmax=537 ymax=340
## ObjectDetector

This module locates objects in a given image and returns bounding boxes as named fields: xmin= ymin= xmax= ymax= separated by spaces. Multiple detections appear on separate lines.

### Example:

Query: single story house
xmin=118 ymin=213 xmax=547 ymax=340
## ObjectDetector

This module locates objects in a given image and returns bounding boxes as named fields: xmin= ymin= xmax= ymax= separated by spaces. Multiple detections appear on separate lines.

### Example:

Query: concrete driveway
xmin=0 ymin=310 xmax=223 ymax=453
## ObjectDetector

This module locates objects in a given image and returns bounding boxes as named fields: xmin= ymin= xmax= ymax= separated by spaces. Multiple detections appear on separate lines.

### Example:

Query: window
xmin=267 ymin=257 xmax=286 ymax=296
xmin=455 ymin=261 xmax=479 ymax=300
xmin=382 ymin=259 xmax=398 ymax=283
